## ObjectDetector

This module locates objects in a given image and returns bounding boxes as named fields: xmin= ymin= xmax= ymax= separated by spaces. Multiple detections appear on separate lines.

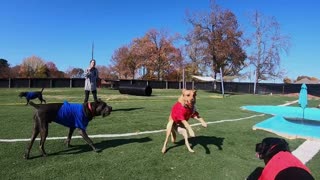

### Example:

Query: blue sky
xmin=1 ymin=0 xmax=319 ymax=82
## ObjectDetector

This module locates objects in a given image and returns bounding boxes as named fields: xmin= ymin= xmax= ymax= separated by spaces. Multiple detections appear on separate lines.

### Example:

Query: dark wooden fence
xmin=1 ymin=78 xmax=319 ymax=96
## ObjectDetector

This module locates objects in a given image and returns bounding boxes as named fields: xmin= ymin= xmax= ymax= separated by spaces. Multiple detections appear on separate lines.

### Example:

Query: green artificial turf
xmin=0 ymin=88 xmax=319 ymax=179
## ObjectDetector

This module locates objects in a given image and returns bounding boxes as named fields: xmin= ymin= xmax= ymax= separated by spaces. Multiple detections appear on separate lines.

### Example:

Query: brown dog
xmin=24 ymin=99 xmax=112 ymax=159
xmin=161 ymin=89 xmax=207 ymax=153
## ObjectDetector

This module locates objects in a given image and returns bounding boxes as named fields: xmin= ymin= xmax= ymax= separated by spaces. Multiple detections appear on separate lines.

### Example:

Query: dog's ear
xmin=182 ymin=89 xmax=187 ymax=95
xmin=193 ymin=90 xmax=197 ymax=96
xmin=178 ymin=94 xmax=185 ymax=105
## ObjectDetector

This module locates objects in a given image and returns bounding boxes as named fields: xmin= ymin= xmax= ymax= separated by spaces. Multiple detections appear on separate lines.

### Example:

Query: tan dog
xmin=161 ymin=89 xmax=207 ymax=153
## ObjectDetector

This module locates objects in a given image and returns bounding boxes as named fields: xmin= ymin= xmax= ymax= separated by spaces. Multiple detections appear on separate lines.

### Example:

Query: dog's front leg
xmin=65 ymin=128 xmax=75 ymax=147
xmin=181 ymin=120 xmax=195 ymax=137
xmin=24 ymin=121 xmax=40 ymax=159
xmin=162 ymin=118 xmax=174 ymax=154
xmin=78 ymin=129 xmax=99 ymax=152
xmin=194 ymin=116 xmax=207 ymax=128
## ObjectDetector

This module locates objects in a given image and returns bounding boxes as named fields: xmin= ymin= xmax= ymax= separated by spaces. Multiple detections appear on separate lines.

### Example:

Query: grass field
xmin=0 ymin=88 xmax=319 ymax=179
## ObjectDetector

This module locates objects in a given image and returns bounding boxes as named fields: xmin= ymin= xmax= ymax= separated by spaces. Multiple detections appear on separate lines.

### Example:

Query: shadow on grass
xmin=112 ymin=107 xmax=144 ymax=112
xmin=47 ymin=136 xmax=152 ymax=157
xmin=166 ymin=135 xmax=224 ymax=154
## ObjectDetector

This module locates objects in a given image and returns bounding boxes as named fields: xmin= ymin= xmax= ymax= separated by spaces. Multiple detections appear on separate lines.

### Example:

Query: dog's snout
xmin=101 ymin=105 xmax=112 ymax=117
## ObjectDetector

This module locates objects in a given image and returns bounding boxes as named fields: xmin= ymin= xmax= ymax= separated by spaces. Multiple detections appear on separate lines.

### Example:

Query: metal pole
xmin=91 ymin=41 xmax=94 ymax=60
xmin=253 ymin=70 xmax=257 ymax=94
xmin=182 ymin=68 xmax=185 ymax=89
xmin=220 ymin=67 xmax=225 ymax=97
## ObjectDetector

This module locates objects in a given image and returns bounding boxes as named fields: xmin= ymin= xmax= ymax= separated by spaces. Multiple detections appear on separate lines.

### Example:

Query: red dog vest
xmin=170 ymin=102 xmax=199 ymax=123
xmin=259 ymin=151 xmax=312 ymax=180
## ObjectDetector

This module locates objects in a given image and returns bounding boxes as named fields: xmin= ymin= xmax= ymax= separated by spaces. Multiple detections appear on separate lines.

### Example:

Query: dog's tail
xmin=29 ymin=101 xmax=40 ymax=109
xmin=41 ymin=87 xmax=44 ymax=93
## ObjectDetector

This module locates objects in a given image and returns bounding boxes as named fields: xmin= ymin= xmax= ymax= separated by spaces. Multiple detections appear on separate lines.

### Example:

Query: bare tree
xmin=248 ymin=11 xmax=290 ymax=93
xmin=185 ymin=1 xmax=247 ymax=81
xmin=185 ymin=31 xmax=207 ymax=76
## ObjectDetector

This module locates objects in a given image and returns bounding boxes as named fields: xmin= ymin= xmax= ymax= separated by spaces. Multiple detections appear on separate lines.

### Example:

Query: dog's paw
xmin=201 ymin=122 xmax=207 ymax=128
xmin=161 ymin=148 xmax=167 ymax=154
xmin=23 ymin=154 xmax=29 ymax=160
xmin=94 ymin=148 xmax=102 ymax=153
xmin=188 ymin=149 xmax=195 ymax=153
xmin=65 ymin=142 xmax=74 ymax=148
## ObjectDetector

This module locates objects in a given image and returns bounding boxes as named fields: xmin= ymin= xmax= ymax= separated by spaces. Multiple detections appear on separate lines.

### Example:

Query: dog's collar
xmin=87 ymin=102 xmax=94 ymax=116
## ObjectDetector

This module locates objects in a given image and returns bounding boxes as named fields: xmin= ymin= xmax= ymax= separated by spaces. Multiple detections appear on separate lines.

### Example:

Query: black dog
xmin=19 ymin=87 xmax=46 ymax=105
xmin=255 ymin=137 xmax=290 ymax=164
xmin=247 ymin=137 xmax=314 ymax=180
xmin=24 ymin=99 xmax=112 ymax=159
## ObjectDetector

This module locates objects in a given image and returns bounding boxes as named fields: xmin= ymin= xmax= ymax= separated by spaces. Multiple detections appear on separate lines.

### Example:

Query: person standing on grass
xmin=84 ymin=59 xmax=99 ymax=103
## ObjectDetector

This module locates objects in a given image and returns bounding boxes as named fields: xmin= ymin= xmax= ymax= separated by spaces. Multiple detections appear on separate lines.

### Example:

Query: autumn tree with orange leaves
xmin=65 ymin=67 xmax=84 ymax=78
xmin=111 ymin=45 xmax=136 ymax=79
xmin=137 ymin=29 xmax=182 ymax=80
xmin=19 ymin=56 xmax=48 ymax=78
xmin=185 ymin=1 xmax=247 ymax=81
xmin=111 ymin=29 xmax=182 ymax=80
xmin=96 ymin=65 xmax=117 ymax=80
xmin=46 ymin=61 xmax=65 ymax=78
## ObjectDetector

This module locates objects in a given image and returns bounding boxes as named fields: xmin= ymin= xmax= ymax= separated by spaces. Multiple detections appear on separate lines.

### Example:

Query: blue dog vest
xmin=26 ymin=92 xmax=38 ymax=100
xmin=55 ymin=101 xmax=89 ymax=130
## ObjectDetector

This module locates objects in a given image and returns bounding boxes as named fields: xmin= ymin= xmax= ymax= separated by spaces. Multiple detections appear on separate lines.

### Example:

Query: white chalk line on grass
xmin=279 ymin=100 xmax=298 ymax=106
xmin=292 ymin=140 xmax=320 ymax=164
xmin=0 ymin=99 xmax=299 ymax=143
xmin=0 ymin=114 xmax=265 ymax=143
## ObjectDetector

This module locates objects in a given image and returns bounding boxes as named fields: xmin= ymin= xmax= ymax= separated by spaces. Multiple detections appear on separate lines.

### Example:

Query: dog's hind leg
xmin=65 ymin=128 xmax=75 ymax=147
xmin=38 ymin=95 xmax=46 ymax=104
xmin=24 ymin=115 xmax=40 ymax=159
xmin=161 ymin=118 xmax=174 ymax=154
xmin=39 ymin=123 xmax=48 ymax=157
xmin=78 ymin=129 xmax=99 ymax=152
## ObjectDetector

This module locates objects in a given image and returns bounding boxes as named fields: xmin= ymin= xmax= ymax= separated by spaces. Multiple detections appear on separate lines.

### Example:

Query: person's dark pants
xmin=84 ymin=90 xmax=97 ymax=103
